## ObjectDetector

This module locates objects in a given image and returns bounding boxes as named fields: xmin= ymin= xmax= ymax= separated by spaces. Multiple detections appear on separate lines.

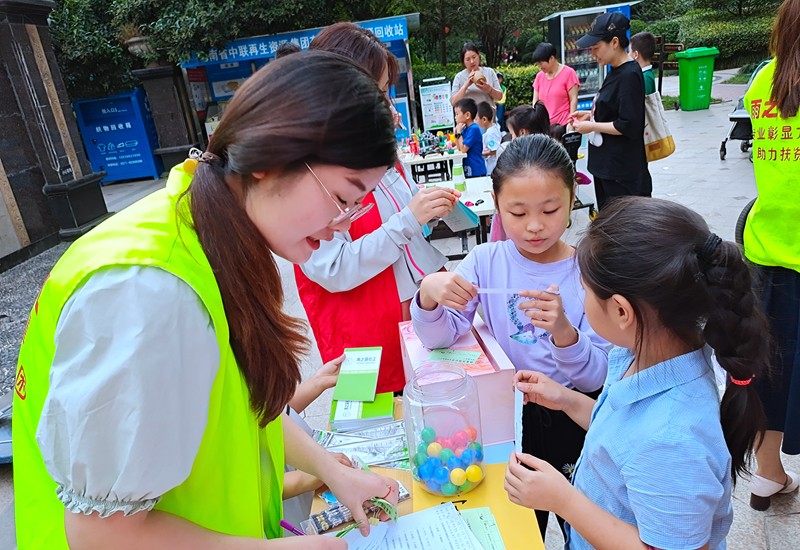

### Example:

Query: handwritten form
xmin=336 ymin=503 xmax=483 ymax=550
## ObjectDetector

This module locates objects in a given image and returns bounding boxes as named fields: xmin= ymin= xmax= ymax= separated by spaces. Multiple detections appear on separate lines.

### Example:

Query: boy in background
xmin=630 ymin=32 xmax=657 ymax=95
xmin=454 ymin=98 xmax=487 ymax=177
xmin=477 ymin=101 xmax=502 ymax=174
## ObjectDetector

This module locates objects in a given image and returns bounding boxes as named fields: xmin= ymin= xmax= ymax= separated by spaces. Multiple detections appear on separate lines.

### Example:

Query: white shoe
xmin=750 ymin=470 xmax=799 ymax=511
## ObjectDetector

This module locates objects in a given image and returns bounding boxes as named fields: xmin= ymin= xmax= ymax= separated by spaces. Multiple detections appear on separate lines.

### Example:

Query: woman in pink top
xmin=532 ymin=43 xmax=580 ymax=126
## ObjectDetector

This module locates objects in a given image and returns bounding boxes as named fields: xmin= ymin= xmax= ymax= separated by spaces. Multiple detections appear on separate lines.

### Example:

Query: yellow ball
xmin=450 ymin=467 xmax=467 ymax=486
xmin=427 ymin=442 xmax=443 ymax=457
xmin=466 ymin=464 xmax=483 ymax=483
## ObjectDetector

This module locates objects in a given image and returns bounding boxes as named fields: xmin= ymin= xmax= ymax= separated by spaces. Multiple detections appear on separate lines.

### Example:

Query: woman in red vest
xmin=295 ymin=23 xmax=459 ymax=394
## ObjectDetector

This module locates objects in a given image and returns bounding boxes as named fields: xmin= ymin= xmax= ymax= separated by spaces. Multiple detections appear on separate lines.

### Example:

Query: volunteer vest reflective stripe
xmin=744 ymin=59 xmax=800 ymax=273
xmin=13 ymin=164 xmax=284 ymax=548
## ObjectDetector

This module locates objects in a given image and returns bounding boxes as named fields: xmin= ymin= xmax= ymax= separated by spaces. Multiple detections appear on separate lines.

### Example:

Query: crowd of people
xmin=11 ymin=1 xmax=799 ymax=549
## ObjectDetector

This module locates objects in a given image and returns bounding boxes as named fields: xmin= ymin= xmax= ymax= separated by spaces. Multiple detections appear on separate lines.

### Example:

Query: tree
xmin=460 ymin=0 xmax=540 ymax=66
xmin=50 ymin=0 xmax=138 ymax=99
xmin=693 ymin=0 xmax=780 ymax=16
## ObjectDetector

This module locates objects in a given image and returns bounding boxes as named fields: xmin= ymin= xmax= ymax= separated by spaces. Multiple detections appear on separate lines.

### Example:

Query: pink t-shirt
xmin=533 ymin=66 xmax=580 ymax=126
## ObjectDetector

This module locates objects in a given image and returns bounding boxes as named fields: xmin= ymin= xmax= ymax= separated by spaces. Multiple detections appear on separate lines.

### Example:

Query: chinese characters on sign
xmin=183 ymin=17 xmax=409 ymax=68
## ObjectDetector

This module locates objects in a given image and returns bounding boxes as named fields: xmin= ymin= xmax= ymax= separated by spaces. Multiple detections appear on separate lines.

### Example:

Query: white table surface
xmin=399 ymin=151 xmax=466 ymax=166
xmin=430 ymin=176 xmax=495 ymax=217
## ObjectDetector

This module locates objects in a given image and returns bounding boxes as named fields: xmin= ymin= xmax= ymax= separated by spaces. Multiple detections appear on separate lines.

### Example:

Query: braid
xmin=701 ymin=240 xmax=770 ymax=481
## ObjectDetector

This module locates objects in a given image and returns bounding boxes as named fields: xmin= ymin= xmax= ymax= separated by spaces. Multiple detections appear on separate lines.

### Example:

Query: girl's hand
xmin=408 ymin=187 xmax=460 ymax=225
xmin=513 ymin=370 xmax=570 ymax=410
xmin=310 ymin=353 xmax=345 ymax=392
xmin=325 ymin=464 xmax=399 ymax=536
xmin=505 ymin=452 xmax=575 ymax=514
xmin=314 ymin=452 xmax=354 ymax=494
xmin=518 ymin=284 xmax=577 ymax=347
xmin=419 ymin=272 xmax=477 ymax=311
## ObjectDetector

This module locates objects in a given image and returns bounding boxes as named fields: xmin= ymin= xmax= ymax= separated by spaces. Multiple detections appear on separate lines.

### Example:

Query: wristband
xmin=455 ymin=132 xmax=463 ymax=138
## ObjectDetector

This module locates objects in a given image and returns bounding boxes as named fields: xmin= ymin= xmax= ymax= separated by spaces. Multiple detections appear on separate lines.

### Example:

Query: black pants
xmin=593 ymin=169 xmax=652 ymax=211
xmin=521 ymin=387 xmax=602 ymax=541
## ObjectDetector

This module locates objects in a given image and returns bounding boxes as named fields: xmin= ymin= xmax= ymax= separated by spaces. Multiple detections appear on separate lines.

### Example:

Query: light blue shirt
xmin=566 ymin=346 xmax=733 ymax=550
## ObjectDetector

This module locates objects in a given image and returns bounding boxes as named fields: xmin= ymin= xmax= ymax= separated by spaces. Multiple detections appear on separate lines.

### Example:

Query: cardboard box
xmin=399 ymin=315 xmax=516 ymax=445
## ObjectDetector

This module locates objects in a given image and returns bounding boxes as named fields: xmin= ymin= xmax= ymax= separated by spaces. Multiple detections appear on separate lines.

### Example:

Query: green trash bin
xmin=675 ymin=46 xmax=720 ymax=111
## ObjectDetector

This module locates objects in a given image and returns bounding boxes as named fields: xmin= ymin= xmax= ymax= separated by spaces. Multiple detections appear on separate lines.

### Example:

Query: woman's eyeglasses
xmin=305 ymin=163 xmax=373 ymax=229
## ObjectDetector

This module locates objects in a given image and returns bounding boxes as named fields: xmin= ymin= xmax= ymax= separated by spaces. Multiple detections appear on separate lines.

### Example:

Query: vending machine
xmin=541 ymin=2 xmax=639 ymax=109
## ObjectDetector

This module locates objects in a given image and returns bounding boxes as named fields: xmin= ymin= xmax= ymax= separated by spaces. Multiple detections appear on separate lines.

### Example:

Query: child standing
xmin=454 ymin=98 xmax=488 ymax=178
xmin=412 ymin=134 xmax=609 ymax=540
xmin=630 ymin=32 xmax=657 ymax=95
xmin=506 ymin=196 xmax=769 ymax=549
xmin=477 ymin=101 xmax=502 ymax=174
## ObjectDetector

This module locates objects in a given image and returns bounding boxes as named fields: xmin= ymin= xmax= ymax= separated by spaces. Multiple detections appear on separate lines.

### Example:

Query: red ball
xmin=453 ymin=430 xmax=470 ymax=448
xmin=465 ymin=426 xmax=478 ymax=441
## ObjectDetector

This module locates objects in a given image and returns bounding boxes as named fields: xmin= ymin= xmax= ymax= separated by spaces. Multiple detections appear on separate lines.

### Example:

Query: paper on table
xmin=429 ymin=348 xmax=482 ymax=364
xmin=336 ymin=503 xmax=483 ymax=550
xmin=460 ymin=507 xmax=506 ymax=550
xmin=335 ymin=522 xmax=390 ymax=549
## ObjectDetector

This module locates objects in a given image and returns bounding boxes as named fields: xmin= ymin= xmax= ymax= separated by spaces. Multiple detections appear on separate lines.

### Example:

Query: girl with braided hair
xmin=505 ymin=196 xmax=769 ymax=549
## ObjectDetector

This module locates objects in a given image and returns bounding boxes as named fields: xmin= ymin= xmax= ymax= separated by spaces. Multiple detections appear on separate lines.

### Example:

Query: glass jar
xmin=403 ymin=363 xmax=485 ymax=496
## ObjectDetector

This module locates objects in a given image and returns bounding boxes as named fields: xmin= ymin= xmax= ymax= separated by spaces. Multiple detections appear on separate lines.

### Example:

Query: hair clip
xmin=730 ymin=375 xmax=754 ymax=386
xmin=189 ymin=147 xmax=223 ymax=166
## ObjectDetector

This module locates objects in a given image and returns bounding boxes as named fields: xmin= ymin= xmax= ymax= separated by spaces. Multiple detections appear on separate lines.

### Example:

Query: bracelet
xmin=455 ymin=132 xmax=463 ymax=138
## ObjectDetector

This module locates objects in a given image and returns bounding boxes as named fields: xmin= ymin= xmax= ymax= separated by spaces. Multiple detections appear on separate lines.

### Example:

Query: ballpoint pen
xmin=280 ymin=519 xmax=306 ymax=536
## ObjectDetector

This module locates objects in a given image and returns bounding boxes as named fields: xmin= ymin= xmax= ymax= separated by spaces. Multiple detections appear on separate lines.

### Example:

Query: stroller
xmin=719 ymin=60 xmax=771 ymax=161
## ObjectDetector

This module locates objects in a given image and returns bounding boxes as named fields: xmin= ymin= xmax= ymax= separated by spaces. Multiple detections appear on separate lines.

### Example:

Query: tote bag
xmin=643 ymin=91 xmax=676 ymax=162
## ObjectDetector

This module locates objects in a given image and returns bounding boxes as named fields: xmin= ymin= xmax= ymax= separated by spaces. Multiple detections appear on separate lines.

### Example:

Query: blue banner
xmin=182 ymin=16 xmax=408 ymax=68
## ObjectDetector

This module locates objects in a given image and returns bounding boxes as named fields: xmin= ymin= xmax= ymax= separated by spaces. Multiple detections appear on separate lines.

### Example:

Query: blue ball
xmin=447 ymin=456 xmax=462 ymax=470
xmin=425 ymin=456 xmax=442 ymax=469
xmin=460 ymin=448 xmax=474 ymax=466
xmin=474 ymin=449 xmax=484 ymax=462
xmin=418 ymin=462 xmax=434 ymax=481
xmin=426 ymin=479 xmax=441 ymax=493
xmin=433 ymin=466 xmax=450 ymax=484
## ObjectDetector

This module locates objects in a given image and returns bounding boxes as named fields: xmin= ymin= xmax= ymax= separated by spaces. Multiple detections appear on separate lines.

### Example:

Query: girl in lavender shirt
xmin=411 ymin=134 xmax=609 ymax=542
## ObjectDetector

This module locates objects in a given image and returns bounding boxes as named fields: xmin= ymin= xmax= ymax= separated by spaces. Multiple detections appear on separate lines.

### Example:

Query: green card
xmin=331 ymin=347 xmax=382 ymax=402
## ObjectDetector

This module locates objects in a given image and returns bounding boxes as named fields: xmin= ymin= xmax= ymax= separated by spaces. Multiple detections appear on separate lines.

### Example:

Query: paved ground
xmin=1 ymin=67 xmax=798 ymax=549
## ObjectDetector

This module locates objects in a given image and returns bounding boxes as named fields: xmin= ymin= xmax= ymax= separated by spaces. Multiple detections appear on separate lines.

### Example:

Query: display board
xmin=419 ymin=80 xmax=454 ymax=131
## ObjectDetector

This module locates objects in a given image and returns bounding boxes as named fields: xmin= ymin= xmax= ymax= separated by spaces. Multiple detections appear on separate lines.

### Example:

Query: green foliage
xmin=630 ymin=19 xmax=646 ymax=36
xmin=646 ymin=19 xmax=681 ymax=43
xmin=645 ymin=9 xmax=774 ymax=69
xmin=496 ymin=64 xmax=538 ymax=109
xmin=412 ymin=63 xmax=537 ymax=109
xmin=677 ymin=12 xmax=774 ymax=68
xmin=49 ymin=0 xmax=138 ymax=99
xmin=412 ymin=63 xmax=464 ymax=84
xmin=693 ymin=0 xmax=780 ymax=16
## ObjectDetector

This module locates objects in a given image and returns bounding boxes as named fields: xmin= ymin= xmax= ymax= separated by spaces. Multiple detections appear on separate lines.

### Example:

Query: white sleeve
xmin=300 ymin=171 xmax=424 ymax=293
xmin=36 ymin=266 xmax=220 ymax=517
xmin=487 ymin=68 xmax=501 ymax=94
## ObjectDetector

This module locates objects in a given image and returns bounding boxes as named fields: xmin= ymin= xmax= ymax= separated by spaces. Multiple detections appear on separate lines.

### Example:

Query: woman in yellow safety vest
xmin=743 ymin=0 xmax=800 ymax=512
xmin=13 ymin=51 xmax=399 ymax=549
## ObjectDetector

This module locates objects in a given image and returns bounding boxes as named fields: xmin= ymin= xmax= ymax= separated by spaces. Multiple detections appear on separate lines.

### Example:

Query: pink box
xmin=399 ymin=315 xmax=515 ymax=445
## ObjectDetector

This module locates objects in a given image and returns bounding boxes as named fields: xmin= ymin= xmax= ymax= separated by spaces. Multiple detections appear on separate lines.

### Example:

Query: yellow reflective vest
xmin=13 ymin=164 xmax=284 ymax=548
xmin=744 ymin=59 xmax=800 ymax=273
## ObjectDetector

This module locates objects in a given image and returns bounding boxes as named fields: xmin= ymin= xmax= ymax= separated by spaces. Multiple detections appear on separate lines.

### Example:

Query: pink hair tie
xmin=730 ymin=375 xmax=754 ymax=386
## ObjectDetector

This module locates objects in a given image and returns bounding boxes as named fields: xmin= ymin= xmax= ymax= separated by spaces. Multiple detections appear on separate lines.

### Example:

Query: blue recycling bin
xmin=73 ymin=88 xmax=162 ymax=183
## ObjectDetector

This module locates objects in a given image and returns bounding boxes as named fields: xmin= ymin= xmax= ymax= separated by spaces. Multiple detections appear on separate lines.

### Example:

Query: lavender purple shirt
xmin=411 ymin=240 xmax=609 ymax=391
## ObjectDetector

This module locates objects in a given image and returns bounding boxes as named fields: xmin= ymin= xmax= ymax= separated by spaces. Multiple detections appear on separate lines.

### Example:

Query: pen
xmin=280 ymin=519 xmax=306 ymax=536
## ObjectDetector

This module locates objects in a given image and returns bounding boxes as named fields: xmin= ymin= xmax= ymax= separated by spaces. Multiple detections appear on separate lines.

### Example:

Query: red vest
xmin=295 ymin=168 xmax=417 ymax=394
